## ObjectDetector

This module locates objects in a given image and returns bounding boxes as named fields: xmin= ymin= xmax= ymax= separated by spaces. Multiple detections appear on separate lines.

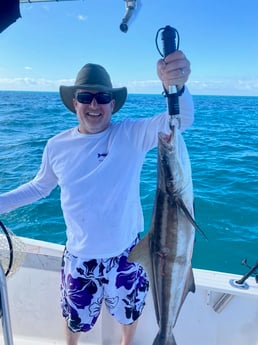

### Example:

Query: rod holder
xmin=213 ymin=293 xmax=234 ymax=313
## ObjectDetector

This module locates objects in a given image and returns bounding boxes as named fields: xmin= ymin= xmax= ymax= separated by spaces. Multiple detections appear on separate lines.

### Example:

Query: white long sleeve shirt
xmin=0 ymin=89 xmax=194 ymax=258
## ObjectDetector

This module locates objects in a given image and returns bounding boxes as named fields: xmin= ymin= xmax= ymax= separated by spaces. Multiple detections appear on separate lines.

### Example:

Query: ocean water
xmin=0 ymin=91 xmax=257 ymax=275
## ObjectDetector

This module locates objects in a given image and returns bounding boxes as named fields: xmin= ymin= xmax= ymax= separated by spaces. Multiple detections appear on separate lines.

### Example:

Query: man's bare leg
xmin=120 ymin=320 xmax=138 ymax=345
xmin=64 ymin=319 xmax=138 ymax=345
xmin=65 ymin=324 xmax=81 ymax=345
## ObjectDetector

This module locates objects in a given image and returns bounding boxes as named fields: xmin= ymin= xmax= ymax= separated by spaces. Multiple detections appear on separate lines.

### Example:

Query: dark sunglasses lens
xmin=95 ymin=93 xmax=112 ymax=104
xmin=76 ymin=92 xmax=112 ymax=104
xmin=76 ymin=93 xmax=93 ymax=104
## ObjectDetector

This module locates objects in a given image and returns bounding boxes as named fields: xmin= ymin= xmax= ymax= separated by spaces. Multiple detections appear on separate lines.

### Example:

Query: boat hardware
xmin=206 ymin=290 xmax=212 ymax=305
xmin=0 ymin=221 xmax=15 ymax=345
xmin=0 ymin=220 xmax=25 ymax=345
xmin=213 ymin=259 xmax=258 ymax=313
xmin=120 ymin=0 xmax=141 ymax=33
xmin=0 ymin=264 xmax=14 ymax=345
xmin=0 ymin=0 xmax=21 ymax=34
xmin=212 ymin=293 xmax=234 ymax=313
xmin=229 ymin=259 xmax=258 ymax=289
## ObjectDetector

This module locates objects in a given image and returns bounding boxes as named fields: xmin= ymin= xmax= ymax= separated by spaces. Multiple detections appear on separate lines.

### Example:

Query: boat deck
xmin=1 ymin=237 xmax=257 ymax=345
xmin=10 ymin=339 xmax=97 ymax=345
xmin=10 ymin=338 xmax=64 ymax=345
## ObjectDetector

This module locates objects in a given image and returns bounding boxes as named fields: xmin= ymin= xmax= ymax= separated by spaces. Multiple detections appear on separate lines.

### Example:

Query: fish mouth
xmin=158 ymin=129 xmax=174 ymax=146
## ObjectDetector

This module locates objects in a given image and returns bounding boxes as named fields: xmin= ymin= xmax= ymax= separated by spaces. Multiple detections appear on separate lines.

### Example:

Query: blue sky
xmin=0 ymin=0 xmax=257 ymax=95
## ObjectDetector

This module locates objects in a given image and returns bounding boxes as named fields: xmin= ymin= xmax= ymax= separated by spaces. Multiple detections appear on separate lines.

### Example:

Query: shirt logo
xmin=97 ymin=153 xmax=108 ymax=162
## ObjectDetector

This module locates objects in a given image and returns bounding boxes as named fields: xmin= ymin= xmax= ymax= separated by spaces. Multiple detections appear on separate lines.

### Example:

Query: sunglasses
xmin=75 ymin=92 xmax=113 ymax=105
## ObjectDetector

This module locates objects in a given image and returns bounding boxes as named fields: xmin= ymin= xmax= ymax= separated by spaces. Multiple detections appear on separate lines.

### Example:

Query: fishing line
xmin=155 ymin=26 xmax=180 ymax=58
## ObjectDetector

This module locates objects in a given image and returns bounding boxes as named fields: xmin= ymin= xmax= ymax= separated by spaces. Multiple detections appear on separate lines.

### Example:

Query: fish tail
xmin=152 ymin=331 xmax=177 ymax=345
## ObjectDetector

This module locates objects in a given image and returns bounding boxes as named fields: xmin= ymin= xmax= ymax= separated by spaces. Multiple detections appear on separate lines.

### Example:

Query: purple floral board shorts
xmin=60 ymin=237 xmax=149 ymax=333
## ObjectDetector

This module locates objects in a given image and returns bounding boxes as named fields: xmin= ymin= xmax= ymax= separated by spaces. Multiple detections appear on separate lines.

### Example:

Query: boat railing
xmin=0 ymin=263 xmax=14 ymax=345
xmin=213 ymin=260 xmax=258 ymax=313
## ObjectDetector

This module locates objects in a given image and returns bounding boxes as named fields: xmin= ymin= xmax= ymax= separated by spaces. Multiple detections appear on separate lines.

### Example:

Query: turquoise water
xmin=0 ymin=91 xmax=257 ymax=275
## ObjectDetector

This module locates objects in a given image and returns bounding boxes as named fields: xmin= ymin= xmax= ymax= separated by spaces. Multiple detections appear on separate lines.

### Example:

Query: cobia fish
xmin=128 ymin=125 xmax=206 ymax=345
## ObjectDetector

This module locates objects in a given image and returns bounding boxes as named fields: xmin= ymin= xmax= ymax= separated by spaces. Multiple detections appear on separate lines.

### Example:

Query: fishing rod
xmin=214 ymin=259 xmax=258 ymax=313
xmin=155 ymin=25 xmax=180 ymax=118
xmin=230 ymin=259 xmax=258 ymax=289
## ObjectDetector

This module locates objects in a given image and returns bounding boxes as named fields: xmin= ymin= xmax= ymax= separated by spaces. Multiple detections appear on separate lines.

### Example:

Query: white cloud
xmin=0 ymin=77 xmax=60 ymax=91
xmin=188 ymin=78 xmax=258 ymax=96
xmin=115 ymin=79 xmax=161 ymax=94
xmin=0 ymin=77 xmax=258 ymax=96
xmin=77 ymin=14 xmax=88 ymax=21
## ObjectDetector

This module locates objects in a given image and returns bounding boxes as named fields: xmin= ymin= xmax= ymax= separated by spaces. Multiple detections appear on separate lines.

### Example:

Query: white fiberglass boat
xmin=0 ymin=236 xmax=257 ymax=345
xmin=0 ymin=2 xmax=257 ymax=345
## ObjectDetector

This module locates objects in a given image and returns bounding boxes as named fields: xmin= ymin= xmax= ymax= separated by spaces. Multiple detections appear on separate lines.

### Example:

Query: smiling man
xmin=74 ymin=90 xmax=114 ymax=134
xmin=0 ymin=54 xmax=194 ymax=345
xmin=60 ymin=64 xmax=127 ymax=135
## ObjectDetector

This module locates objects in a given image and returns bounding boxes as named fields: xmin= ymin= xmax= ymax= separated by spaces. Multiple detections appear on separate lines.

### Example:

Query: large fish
xmin=129 ymin=125 xmax=206 ymax=345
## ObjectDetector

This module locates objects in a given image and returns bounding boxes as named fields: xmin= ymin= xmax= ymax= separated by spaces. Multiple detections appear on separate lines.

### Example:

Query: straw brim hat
xmin=60 ymin=63 xmax=127 ymax=114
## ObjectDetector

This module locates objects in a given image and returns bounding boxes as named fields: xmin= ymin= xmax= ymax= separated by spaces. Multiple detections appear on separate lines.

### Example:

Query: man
xmin=0 ymin=51 xmax=193 ymax=345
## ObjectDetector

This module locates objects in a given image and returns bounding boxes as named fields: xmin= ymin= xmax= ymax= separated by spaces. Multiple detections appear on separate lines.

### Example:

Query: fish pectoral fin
xmin=175 ymin=197 xmax=208 ymax=240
